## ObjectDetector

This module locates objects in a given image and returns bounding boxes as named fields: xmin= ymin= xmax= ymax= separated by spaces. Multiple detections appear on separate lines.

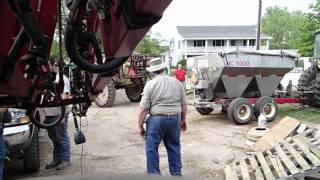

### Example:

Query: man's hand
xmin=58 ymin=116 xmax=65 ymax=126
xmin=0 ymin=108 xmax=8 ymax=113
xmin=181 ymin=120 xmax=187 ymax=132
xmin=139 ymin=127 xmax=146 ymax=138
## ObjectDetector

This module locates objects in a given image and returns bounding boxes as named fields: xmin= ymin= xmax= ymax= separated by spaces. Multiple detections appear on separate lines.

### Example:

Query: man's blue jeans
xmin=45 ymin=112 xmax=70 ymax=162
xmin=0 ymin=129 xmax=4 ymax=180
xmin=145 ymin=115 xmax=182 ymax=176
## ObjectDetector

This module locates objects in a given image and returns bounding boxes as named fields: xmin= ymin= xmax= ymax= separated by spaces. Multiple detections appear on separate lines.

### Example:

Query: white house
xmin=167 ymin=25 xmax=272 ymax=65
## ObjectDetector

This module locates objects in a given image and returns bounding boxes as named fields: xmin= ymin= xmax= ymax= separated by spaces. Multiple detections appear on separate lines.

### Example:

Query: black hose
xmin=65 ymin=24 xmax=128 ymax=74
xmin=28 ymin=106 xmax=65 ymax=129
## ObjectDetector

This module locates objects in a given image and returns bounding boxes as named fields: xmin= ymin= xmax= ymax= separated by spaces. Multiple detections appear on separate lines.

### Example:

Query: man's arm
xmin=180 ymin=83 xmax=188 ymax=132
xmin=138 ymin=107 xmax=149 ymax=138
xmin=61 ymin=93 xmax=70 ymax=100
xmin=0 ymin=108 xmax=7 ymax=113
xmin=138 ymin=82 xmax=151 ymax=138
xmin=181 ymin=103 xmax=187 ymax=122
xmin=181 ymin=103 xmax=187 ymax=132
xmin=138 ymin=107 xmax=149 ymax=129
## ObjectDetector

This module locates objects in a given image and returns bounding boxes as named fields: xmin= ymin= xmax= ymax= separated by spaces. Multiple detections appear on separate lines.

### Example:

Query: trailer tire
xmin=125 ymin=82 xmax=144 ymax=102
xmin=315 ymin=73 xmax=320 ymax=107
xmin=196 ymin=107 xmax=213 ymax=115
xmin=253 ymin=96 xmax=278 ymax=122
xmin=228 ymin=98 xmax=253 ymax=125
xmin=95 ymin=80 xmax=116 ymax=107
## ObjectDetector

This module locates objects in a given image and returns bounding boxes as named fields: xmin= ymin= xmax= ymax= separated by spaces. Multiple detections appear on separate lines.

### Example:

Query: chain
xmin=57 ymin=0 xmax=64 ymax=96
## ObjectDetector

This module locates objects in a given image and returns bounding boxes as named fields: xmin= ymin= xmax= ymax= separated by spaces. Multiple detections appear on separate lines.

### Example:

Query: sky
xmin=151 ymin=0 xmax=317 ymax=40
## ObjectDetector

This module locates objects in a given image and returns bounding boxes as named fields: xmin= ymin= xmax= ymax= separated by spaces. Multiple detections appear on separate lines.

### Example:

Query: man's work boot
xmin=56 ymin=160 xmax=70 ymax=170
xmin=45 ymin=159 xmax=61 ymax=169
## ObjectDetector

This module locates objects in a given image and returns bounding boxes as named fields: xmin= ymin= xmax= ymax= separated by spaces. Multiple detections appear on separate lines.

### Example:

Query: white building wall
xmin=168 ymin=28 xmax=185 ymax=66
xmin=166 ymin=27 xmax=272 ymax=66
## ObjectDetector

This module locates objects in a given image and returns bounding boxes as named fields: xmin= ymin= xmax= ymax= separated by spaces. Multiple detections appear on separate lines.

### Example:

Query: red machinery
xmin=0 ymin=0 xmax=171 ymax=128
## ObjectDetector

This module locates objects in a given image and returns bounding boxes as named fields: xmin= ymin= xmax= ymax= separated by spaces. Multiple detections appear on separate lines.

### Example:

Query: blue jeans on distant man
xmin=45 ymin=112 xmax=70 ymax=162
xmin=145 ymin=115 xmax=182 ymax=176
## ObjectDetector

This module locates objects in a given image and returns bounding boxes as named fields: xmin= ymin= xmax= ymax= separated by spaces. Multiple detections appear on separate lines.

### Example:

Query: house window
xmin=230 ymin=40 xmax=236 ymax=46
xmin=243 ymin=40 xmax=247 ymax=46
xmin=170 ymin=40 xmax=174 ymax=49
xmin=193 ymin=40 xmax=205 ymax=47
xmin=249 ymin=39 xmax=255 ymax=46
xmin=213 ymin=40 xmax=224 ymax=46
xmin=178 ymin=41 xmax=181 ymax=49
xmin=297 ymin=59 xmax=304 ymax=69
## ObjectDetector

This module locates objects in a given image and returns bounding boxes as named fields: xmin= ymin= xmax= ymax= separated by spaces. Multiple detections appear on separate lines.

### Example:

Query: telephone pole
xmin=256 ymin=0 xmax=262 ymax=50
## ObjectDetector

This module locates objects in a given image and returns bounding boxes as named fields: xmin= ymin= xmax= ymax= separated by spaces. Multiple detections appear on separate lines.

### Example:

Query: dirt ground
xmin=5 ymin=90 xmax=280 ymax=179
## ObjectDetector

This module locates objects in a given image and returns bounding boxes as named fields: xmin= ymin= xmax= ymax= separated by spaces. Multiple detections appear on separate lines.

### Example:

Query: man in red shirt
xmin=174 ymin=64 xmax=187 ymax=88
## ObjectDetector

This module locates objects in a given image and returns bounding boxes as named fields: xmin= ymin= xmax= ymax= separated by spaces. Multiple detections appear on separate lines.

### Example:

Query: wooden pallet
xmin=224 ymin=128 xmax=320 ymax=180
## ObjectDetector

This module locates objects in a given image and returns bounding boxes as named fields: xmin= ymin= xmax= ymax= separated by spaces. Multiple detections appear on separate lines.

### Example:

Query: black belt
xmin=151 ymin=114 xmax=180 ymax=117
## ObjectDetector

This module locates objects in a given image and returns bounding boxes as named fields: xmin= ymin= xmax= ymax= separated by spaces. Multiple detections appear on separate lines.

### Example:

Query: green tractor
xmin=94 ymin=54 xmax=150 ymax=107
xmin=298 ymin=32 xmax=320 ymax=107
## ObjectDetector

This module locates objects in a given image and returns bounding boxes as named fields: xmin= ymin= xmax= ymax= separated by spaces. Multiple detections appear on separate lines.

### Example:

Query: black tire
xmin=314 ymin=73 xmax=320 ymax=107
xmin=196 ymin=107 xmax=213 ymax=115
xmin=298 ymin=64 xmax=317 ymax=90
xmin=23 ymin=126 xmax=40 ymax=173
xmin=253 ymin=96 xmax=278 ymax=122
xmin=95 ymin=80 xmax=116 ymax=107
xmin=298 ymin=64 xmax=320 ymax=107
xmin=227 ymin=98 xmax=253 ymax=125
xmin=125 ymin=82 xmax=144 ymax=102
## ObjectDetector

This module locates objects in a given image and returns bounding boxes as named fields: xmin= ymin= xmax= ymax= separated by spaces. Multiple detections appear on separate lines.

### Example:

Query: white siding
xmin=166 ymin=27 xmax=271 ymax=66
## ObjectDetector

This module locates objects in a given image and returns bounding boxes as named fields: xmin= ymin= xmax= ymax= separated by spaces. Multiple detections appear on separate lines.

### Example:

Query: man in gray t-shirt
xmin=138 ymin=58 xmax=187 ymax=176
xmin=44 ymin=61 xmax=71 ymax=170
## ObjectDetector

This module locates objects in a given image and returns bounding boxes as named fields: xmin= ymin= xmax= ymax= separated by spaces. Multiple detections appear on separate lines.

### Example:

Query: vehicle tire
xmin=196 ymin=107 xmax=213 ymax=115
xmin=253 ymin=96 xmax=278 ymax=122
xmin=228 ymin=98 xmax=253 ymax=125
xmin=298 ymin=64 xmax=317 ymax=90
xmin=95 ymin=80 xmax=116 ymax=107
xmin=298 ymin=64 xmax=319 ymax=107
xmin=125 ymin=82 xmax=144 ymax=102
xmin=314 ymin=73 xmax=320 ymax=107
xmin=23 ymin=126 xmax=40 ymax=173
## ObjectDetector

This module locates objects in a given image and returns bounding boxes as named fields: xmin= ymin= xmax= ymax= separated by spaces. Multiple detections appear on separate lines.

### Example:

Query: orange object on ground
xmin=128 ymin=66 xmax=136 ymax=77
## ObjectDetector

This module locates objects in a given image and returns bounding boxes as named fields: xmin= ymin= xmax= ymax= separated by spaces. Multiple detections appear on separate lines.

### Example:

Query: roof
xmin=176 ymin=26 xmax=271 ymax=39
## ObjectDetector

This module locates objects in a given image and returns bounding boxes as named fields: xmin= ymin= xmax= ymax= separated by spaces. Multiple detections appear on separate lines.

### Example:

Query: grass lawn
xmin=278 ymin=104 xmax=320 ymax=123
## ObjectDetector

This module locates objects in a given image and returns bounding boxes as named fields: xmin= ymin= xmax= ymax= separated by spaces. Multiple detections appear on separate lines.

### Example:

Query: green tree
xmin=50 ymin=0 xmax=69 ymax=60
xmin=261 ymin=6 xmax=305 ymax=49
xmin=177 ymin=59 xmax=186 ymax=69
xmin=135 ymin=32 xmax=169 ymax=55
xmin=293 ymin=1 xmax=320 ymax=56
